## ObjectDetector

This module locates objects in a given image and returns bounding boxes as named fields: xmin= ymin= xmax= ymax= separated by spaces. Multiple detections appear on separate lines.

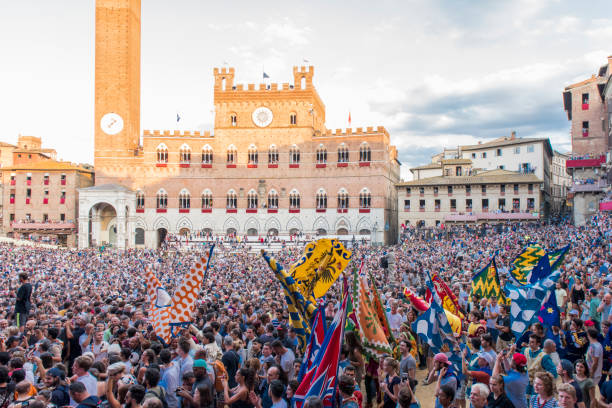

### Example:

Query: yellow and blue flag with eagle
xmin=290 ymin=238 xmax=352 ymax=300
xmin=471 ymin=257 xmax=508 ymax=304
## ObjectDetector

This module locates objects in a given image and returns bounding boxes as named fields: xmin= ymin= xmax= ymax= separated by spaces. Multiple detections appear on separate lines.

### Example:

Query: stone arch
xmin=265 ymin=217 xmax=281 ymax=232
xmin=356 ymin=217 xmax=372 ymax=235
xmin=175 ymin=216 xmax=193 ymax=233
xmin=335 ymin=216 xmax=351 ymax=232
xmin=153 ymin=216 xmax=170 ymax=231
xmin=244 ymin=217 xmax=260 ymax=233
xmin=312 ymin=217 xmax=330 ymax=233
xmin=200 ymin=218 xmax=214 ymax=231
xmin=223 ymin=217 xmax=240 ymax=233
xmin=134 ymin=217 xmax=147 ymax=230
xmin=286 ymin=217 xmax=303 ymax=232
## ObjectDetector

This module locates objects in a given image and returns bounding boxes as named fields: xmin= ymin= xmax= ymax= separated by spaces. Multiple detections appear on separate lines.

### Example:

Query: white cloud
xmin=263 ymin=19 xmax=311 ymax=46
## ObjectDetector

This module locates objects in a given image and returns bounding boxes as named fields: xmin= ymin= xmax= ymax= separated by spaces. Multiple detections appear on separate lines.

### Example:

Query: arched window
xmin=156 ymin=144 xmax=168 ymax=163
xmin=136 ymin=191 xmax=145 ymax=210
xmin=247 ymin=190 xmax=258 ymax=209
xmin=156 ymin=189 xmax=168 ymax=209
xmin=359 ymin=142 xmax=371 ymax=162
xmin=248 ymin=145 xmax=258 ymax=165
xmin=201 ymin=189 xmax=213 ymax=209
xmin=179 ymin=144 xmax=191 ymax=164
xmin=268 ymin=145 xmax=279 ymax=165
xmin=202 ymin=145 xmax=213 ymax=165
xmin=226 ymin=190 xmax=237 ymax=209
xmin=300 ymin=77 xmax=306 ymax=89
xmin=316 ymin=144 xmax=327 ymax=164
xmin=338 ymin=189 xmax=349 ymax=209
xmin=290 ymin=113 xmax=297 ymax=125
xmin=179 ymin=189 xmax=191 ymax=209
xmin=230 ymin=113 xmax=237 ymax=126
xmin=289 ymin=189 xmax=300 ymax=210
xmin=227 ymin=145 xmax=237 ymax=165
xmin=359 ymin=188 xmax=371 ymax=209
xmin=316 ymin=189 xmax=327 ymax=210
xmin=338 ymin=143 xmax=349 ymax=163
xmin=267 ymin=190 xmax=279 ymax=209
xmin=290 ymin=145 xmax=300 ymax=165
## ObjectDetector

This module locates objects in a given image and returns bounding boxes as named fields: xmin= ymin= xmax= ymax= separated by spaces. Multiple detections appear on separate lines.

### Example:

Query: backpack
xmin=145 ymin=387 xmax=169 ymax=408
xmin=212 ymin=360 xmax=228 ymax=392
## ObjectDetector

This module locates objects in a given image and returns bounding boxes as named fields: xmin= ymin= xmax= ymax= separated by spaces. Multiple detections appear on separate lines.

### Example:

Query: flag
xmin=509 ymin=244 xmax=546 ymax=285
xmin=298 ymin=305 xmax=327 ymax=383
xmin=345 ymin=266 xmax=359 ymax=332
xmin=348 ymin=112 xmax=351 ymax=127
xmin=303 ymin=58 xmax=310 ymax=63
xmin=367 ymin=269 xmax=394 ymax=343
xmin=547 ymin=245 xmax=569 ymax=272
xmin=262 ymin=250 xmax=317 ymax=353
xmin=401 ymin=287 xmax=462 ymax=336
xmin=352 ymin=266 xmax=392 ymax=358
xmin=293 ymin=280 xmax=349 ymax=408
xmin=505 ymin=268 xmax=561 ymax=339
xmin=528 ymin=253 xmax=552 ymax=284
xmin=290 ymin=239 xmax=352 ymax=300
xmin=263 ymin=72 xmax=270 ymax=79
xmin=146 ymin=246 xmax=214 ymax=344
xmin=538 ymin=290 xmax=560 ymax=328
xmin=412 ymin=272 xmax=463 ymax=380
xmin=176 ymin=113 xmax=181 ymax=122
xmin=431 ymin=272 xmax=464 ymax=319
xmin=470 ymin=257 xmax=507 ymax=304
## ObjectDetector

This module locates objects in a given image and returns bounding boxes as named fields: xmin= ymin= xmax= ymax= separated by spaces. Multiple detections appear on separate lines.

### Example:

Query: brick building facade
xmin=78 ymin=0 xmax=400 ymax=249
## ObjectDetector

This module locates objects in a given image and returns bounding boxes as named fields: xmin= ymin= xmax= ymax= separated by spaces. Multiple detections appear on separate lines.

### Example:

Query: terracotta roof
xmin=12 ymin=149 xmax=50 ymax=155
xmin=410 ymin=163 xmax=441 ymax=171
xmin=0 ymin=142 xmax=16 ymax=148
xmin=441 ymin=158 xmax=472 ymax=165
xmin=564 ymin=75 xmax=603 ymax=90
xmin=3 ymin=160 xmax=93 ymax=172
xmin=397 ymin=169 xmax=542 ymax=186
xmin=460 ymin=137 xmax=549 ymax=151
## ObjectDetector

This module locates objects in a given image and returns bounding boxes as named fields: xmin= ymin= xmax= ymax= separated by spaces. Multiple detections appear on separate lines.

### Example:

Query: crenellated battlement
xmin=143 ymin=130 xmax=213 ymax=138
xmin=318 ymin=126 xmax=388 ymax=137
xmin=213 ymin=65 xmax=316 ymax=93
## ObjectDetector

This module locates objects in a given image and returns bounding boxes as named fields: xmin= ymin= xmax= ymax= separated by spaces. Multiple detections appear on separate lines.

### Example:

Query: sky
xmin=1 ymin=0 xmax=611 ymax=180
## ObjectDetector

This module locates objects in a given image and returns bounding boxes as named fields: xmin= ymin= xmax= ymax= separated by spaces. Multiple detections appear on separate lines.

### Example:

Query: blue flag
xmin=263 ymin=72 xmax=270 ymax=79
xmin=176 ymin=113 xmax=181 ymax=122
xmin=529 ymin=254 xmax=552 ymax=283
xmin=538 ymin=290 xmax=560 ymax=328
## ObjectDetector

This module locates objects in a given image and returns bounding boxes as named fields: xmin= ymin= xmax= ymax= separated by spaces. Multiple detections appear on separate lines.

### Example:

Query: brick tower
xmin=94 ymin=0 xmax=141 ymax=182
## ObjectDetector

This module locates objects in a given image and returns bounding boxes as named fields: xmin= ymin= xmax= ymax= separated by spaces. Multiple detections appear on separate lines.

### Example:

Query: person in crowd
xmin=529 ymin=372 xmax=558 ymax=408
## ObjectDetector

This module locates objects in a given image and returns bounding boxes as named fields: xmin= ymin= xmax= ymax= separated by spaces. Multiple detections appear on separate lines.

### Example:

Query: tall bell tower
xmin=94 ymin=0 xmax=141 ymax=180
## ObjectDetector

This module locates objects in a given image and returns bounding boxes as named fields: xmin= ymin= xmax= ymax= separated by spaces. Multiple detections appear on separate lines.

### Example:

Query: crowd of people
xmin=0 ymin=212 xmax=609 ymax=408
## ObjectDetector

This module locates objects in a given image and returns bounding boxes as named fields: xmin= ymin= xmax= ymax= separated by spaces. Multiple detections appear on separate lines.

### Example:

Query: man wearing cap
xmin=493 ymin=350 xmax=528 ymax=408
xmin=557 ymin=359 xmax=585 ymax=408
xmin=43 ymin=367 xmax=70 ymax=407
xmin=433 ymin=353 xmax=457 ymax=408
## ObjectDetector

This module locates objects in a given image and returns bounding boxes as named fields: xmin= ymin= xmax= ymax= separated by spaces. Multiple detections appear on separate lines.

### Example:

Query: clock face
xmin=100 ymin=113 xmax=124 ymax=135
xmin=252 ymin=107 xmax=273 ymax=127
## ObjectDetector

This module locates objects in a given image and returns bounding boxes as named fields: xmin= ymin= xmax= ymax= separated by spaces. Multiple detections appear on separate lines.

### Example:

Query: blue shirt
xmin=503 ymin=370 xmax=529 ymax=408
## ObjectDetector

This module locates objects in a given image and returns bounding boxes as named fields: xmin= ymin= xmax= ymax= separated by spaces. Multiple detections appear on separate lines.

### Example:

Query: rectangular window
xmin=527 ymin=198 xmax=535 ymax=209
xmin=26 ymin=188 xmax=31 ymax=198
xmin=434 ymin=199 xmax=440 ymax=210
xmin=498 ymin=198 xmax=506 ymax=209
xmin=481 ymin=185 xmax=486 ymax=194
xmin=471 ymin=153 xmax=476 ymax=159
xmin=514 ymin=184 xmax=519 ymax=193
xmin=404 ymin=200 xmax=410 ymax=210
xmin=466 ymin=199 xmax=472 ymax=209
xmin=500 ymin=184 xmax=505 ymax=193
xmin=528 ymin=183 xmax=533 ymax=193
xmin=582 ymin=121 xmax=589 ymax=137
xmin=419 ymin=200 xmax=425 ymax=210
xmin=9 ymin=214 xmax=15 ymax=222
xmin=514 ymin=147 xmax=520 ymax=154
xmin=455 ymin=166 xmax=462 ymax=176
xmin=450 ymin=199 xmax=456 ymax=210
xmin=406 ymin=187 xmax=411 ymax=195
xmin=43 ymin=214 xmax=48 ymax=222
xmin=465 ymin=185 xmax=471 ymax=194
xmin=496 ymin=148 xmax=502 ymax=156
xmin=527 ymin=145 xmax=535 ymax=153
xmin=60 ymin=213 xmax=65 ymax=221
xmin=448 ymin=185 xmax=453 ymax=194
xmin=513 ymin=198 xmax=520 ymax=211
xmin=419 ymin=187 xmax=424 ymax=195
xmin=482 ymin=152 xmax=487 ymax=158
xmin=482 ymin=198 xmax=489 ymax=210
xmin=433 ymin=186 xmax=438 ymax=195
xmin=582 ymin=93 xmax=589 ymax=110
